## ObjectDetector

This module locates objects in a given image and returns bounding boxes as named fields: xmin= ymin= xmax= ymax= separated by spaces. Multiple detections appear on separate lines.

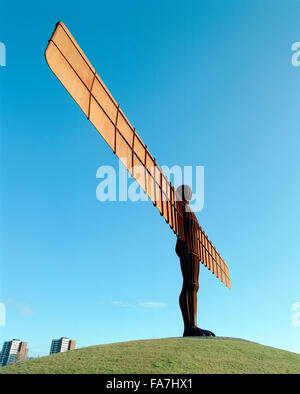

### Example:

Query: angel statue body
xmin=175 ymin=185 xmax=215 ymax=337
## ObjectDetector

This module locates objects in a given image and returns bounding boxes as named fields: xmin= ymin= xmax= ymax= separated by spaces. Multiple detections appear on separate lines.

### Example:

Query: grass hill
xmin=0 ymin=337 xmax=299 ymax=374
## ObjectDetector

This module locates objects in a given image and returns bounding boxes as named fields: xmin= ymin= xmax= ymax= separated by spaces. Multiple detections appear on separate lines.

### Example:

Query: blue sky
xmin=1 ymin=0 xmax=300 ymax=357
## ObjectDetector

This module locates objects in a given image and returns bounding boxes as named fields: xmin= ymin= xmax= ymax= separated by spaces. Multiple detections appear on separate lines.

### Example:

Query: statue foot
xmin=183 ymin=326 xmax=215 ymax=337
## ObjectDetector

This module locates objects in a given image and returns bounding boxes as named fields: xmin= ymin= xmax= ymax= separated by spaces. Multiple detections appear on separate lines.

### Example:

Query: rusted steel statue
xmin=176 ymin=185 xmax=215 ymax=336
xmin=45 ymin=22 xmax=231 ymax=337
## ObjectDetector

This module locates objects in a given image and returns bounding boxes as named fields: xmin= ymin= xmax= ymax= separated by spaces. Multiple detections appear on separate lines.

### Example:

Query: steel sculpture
xmin=45 ymin=22 xmax=231 ymax=337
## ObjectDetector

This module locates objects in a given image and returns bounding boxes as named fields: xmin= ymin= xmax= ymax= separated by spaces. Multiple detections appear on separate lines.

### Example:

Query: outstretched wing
xmin=196 ymin=225 xmax=231 ymax=289
xmin=45 ymin=21 xmax=185 ymax=241
xmin=45 ymin=22 xmax=231 ymax=289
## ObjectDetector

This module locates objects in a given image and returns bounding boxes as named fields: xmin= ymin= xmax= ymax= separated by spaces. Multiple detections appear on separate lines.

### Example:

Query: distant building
xmin=49 ymin=337 xmax=76 ymax=354
xmin=0 ymin=339 xmax=28 ymax=366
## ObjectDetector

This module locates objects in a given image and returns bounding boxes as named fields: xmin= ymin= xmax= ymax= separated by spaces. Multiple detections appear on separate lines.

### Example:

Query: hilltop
xmin=0 ymin=337 xmax=299 ymax=374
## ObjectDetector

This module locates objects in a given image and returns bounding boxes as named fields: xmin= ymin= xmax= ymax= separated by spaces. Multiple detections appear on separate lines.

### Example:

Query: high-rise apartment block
xmin=49 ymin=337 xmax=76 ymax=354
xmin=0 ymin=339 xmax=28 ymax=366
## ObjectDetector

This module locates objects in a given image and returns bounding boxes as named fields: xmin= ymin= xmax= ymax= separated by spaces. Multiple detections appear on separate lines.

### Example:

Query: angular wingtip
xmin=56 ymin=21 xmax=66 ymax=29
xmin=44 ymin=22 xmax=66 ymax=69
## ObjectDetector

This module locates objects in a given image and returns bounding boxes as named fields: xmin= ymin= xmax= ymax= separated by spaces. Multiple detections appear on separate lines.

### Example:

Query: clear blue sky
xmin=1 ymin=0 xmax=300 ymax=357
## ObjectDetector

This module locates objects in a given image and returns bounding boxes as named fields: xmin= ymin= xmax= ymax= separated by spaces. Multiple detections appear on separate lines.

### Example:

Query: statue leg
xmin=179 ymin=253 xmax=215 ymax=337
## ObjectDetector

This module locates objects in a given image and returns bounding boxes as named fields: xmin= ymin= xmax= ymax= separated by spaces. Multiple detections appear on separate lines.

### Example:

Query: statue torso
xmin=176 ymin=203 xmax=200 ymax=258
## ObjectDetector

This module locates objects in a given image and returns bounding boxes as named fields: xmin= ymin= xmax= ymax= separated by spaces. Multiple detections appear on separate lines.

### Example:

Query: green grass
xmin=0 ymin=337 xmax=299 ymax=374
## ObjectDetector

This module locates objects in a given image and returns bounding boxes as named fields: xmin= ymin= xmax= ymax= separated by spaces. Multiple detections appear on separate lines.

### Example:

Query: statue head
xmin=176 ymin=184 xmax=193 ymax=203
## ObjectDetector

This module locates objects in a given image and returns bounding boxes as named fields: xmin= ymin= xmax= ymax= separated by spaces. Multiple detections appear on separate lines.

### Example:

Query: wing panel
xmin=92 ymin=77 xmax=117 ymax=124
xmin=89 ymin=97 xmax=115 ymax=150
xmin=197 ymin=226 xmax=231 ymax=289
xmin=51 ymin=23 xmax=95 ymax=90
xmin=45 ymin=41 xmax=90 ymax=116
